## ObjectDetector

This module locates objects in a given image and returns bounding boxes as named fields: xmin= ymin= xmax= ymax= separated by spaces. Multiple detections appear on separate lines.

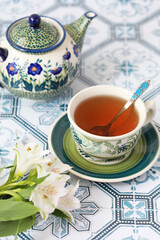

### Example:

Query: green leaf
xmin=27 ymin=168 xmax=37 ymax=180
xmin=0 ymin=190 xmax=25 ymax=201
xmin=6 ymin=165 xmax=16 ymax=183
xmin=52 ymin=209 xmax=69 ymax=219
xmin=34 ymin=174 xmax=50 ymax=185
xmin=6 ymin=154 xmax=17 ymax=183
xmin=0 ymin=181 xmax=32 ymax=192
xmin=0 ymin=215 xmax=35 ymax=237
xmin=0 ymin=199 xmax=39 ymax=221
xmin=23 ymin=80 xmax=33 ymax=91
xmin=19 ymin=174 xmax=49 ymax=199
xmin=19 ymin=185 xmax=37 ymax=199
xmin=1 ymin=72 xmax=9 ymax=85
xmin=0 ymin=165 xmax=14 ymax=174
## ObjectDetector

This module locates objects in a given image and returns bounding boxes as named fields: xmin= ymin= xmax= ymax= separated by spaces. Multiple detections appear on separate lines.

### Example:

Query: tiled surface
xmin=1 ymin=0 xmax=160 ymax=239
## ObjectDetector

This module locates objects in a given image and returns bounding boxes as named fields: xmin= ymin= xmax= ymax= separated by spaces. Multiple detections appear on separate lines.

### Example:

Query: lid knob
xmin=29 ymin=14 xmax=41 ymax=29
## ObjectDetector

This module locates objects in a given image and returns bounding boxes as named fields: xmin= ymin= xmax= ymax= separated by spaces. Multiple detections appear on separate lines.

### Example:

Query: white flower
xmin=43 ymin=154 xmax=71 ymax=174
xmin=57 ymin=181 xmax=81 ymax=221
xmin=14 ymin=141 xmax=50 ymax=177
xmin=29 ymin=173 xmax=70 ymax=220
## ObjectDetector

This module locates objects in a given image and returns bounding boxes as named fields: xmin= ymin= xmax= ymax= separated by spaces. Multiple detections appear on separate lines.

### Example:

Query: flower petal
xmin=57 ymin=181 xmax=81 ymax=216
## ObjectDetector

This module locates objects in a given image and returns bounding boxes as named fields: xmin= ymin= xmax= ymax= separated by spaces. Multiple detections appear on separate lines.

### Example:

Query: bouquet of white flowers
xmin=0 ymin=140 xmax=80 ymax=239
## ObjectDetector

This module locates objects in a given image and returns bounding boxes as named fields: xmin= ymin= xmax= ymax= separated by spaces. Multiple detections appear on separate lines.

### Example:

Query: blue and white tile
xmin=133 ymin=224 xmax=160 ymax=240
xmin=105 ymin=224 xmax=160 ymax=240
xmin=0 ymin=0 xmax=57 ymax=21
xmin=86 ymin=208 xmax=160 ymax=239
xmin=152 ymin=94 xmax=160 ymax=126
xmin=70 ymin=77 xmax=91 ymax=95
xmin=18 ymin=88 xmax=71 ymax=134
xmin=46 ymin=5 xmax=84 ymax=24
xmin=59 ymin=0 xmax=82 ymax=6
xmin=88 ymin=220 xmax=137 ymax=240
xmin=139 ymin=9 xmax=160 ymax=53
xmin=152 ymin=190 xmax=160 ymax=211
xmin=15 ymin=183 xmax=102 ymax=240
xmin=82 ymin=41 xmax=160 ymax=90
xmin=82 ymin=182 xmax=114 ymax=210
xmin=0 ymin=0 xmax=160 ymax=239
xmin=85 ymin=0 xmax=160 ymax=23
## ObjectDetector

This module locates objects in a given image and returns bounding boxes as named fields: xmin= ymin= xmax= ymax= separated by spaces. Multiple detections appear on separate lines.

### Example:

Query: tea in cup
xmin=67 ymin=85 xmax=156 ymax=161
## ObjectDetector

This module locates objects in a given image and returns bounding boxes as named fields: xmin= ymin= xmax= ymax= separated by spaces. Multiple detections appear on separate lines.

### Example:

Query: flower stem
xmin=0 ymin=179 xmax=34 ymax=192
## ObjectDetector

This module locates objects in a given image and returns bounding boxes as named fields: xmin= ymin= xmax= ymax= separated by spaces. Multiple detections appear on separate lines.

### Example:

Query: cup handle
xmin=143 ymin=100 xmax=156 ymax=125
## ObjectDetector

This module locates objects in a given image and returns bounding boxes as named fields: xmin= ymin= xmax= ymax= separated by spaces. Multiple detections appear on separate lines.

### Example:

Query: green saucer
xmin=48 ymin=113 xmax=160 ymax=182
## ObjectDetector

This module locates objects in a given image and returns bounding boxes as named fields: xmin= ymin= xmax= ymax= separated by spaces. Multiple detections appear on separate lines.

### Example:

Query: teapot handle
xmin=0 ymin=47 xmax=8 ymax=62
xmin=0 ymin=36 xmax=8 ymax=62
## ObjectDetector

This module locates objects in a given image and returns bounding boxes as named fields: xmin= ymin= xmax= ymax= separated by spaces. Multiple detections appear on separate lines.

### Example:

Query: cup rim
xmin=68 ymin=85 xmax=147 ymax=141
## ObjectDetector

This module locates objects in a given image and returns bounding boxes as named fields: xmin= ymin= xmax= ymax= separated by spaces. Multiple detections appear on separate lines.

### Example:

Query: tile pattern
xmin=0 ymin=0 xmax=160 ymax=239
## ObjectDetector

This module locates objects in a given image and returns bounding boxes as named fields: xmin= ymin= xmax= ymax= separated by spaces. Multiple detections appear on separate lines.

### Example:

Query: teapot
xmin=0 ymin=12 xmax=96 ymax=99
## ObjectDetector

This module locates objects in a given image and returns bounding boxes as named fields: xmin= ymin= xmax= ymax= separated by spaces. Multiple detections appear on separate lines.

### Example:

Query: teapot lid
xmin=6 ymin=14 xmax=66 ymax=53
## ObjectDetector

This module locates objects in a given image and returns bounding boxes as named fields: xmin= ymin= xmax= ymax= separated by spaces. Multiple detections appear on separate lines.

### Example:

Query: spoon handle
xmin=131 ymin=80 xmax=150 ymax=102
xmin=124 ymin=80 xmax=151 ymax=109
xmin=108 ymin=80 xmax=151 ymax=127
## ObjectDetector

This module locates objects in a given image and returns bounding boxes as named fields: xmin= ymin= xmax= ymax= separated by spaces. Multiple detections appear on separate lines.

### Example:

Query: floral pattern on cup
xmin=6 ymin=62 xmax=19 ymax=76
xmin=70 ymin=125 xmax=141 ymax=158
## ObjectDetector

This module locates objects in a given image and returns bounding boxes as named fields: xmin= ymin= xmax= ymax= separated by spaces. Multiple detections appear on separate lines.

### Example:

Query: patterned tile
xmin=81 ymin=41 xmax=160 ymax=90
xmin=85 ymin=0 xmax=160 ymax=23
xmin=0 ymin=0 xmax=160 ymax=239
xmin=121 ymin=199 xmax=149 ymax=220
xmin=114 ymin=24 xmax=138 ymax=40
xmin=0 ymin=0 xmax=57 ymax=21
xmin=0 ymin=95 xmax=14 ymax=114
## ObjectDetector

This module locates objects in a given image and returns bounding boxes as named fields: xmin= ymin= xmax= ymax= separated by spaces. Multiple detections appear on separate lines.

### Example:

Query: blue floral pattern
xmin=51 ymin=66 xmax=62 ymax=75
xmin=63 ymin=51 xmax=71 ymax=60
xmin=28 ymin=62 xmax=43 ymax=76
xmin=73 ymin=45 xmax=78 ymax=57
xmin=6 ymin=62 xmax=19 ymax=76
xmin=1 ymin=46 xmax=80 ymax=97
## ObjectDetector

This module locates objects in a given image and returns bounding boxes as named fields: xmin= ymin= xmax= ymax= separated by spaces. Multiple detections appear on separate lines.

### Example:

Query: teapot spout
xmin=65 ymin=11 xmax=97 ymax=51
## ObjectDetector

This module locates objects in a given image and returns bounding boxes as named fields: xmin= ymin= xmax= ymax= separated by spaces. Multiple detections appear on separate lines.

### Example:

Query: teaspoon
xmin=89 ymin=80 xmax=150 ymax=136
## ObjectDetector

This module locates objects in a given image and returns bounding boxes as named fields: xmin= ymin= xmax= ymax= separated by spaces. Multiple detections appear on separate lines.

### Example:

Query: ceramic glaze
xmin=0 ymin=12 xmax=97 ymax=99
xmin=48 ymin=113 xmax=160 ymax=182
xmin=68 ymin=85 xmax=156 ymax=160
xmin=9 ymin=19 xmax=60 ymax=50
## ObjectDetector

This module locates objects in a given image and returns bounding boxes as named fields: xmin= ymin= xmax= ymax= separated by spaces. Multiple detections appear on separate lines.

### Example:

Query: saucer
xmin=48 ymin=113 xmax=160 ymax=182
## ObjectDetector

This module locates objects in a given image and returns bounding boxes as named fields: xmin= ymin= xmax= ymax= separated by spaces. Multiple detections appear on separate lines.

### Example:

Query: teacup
xmin=67 ymin=85 xmax=156 ymax=162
